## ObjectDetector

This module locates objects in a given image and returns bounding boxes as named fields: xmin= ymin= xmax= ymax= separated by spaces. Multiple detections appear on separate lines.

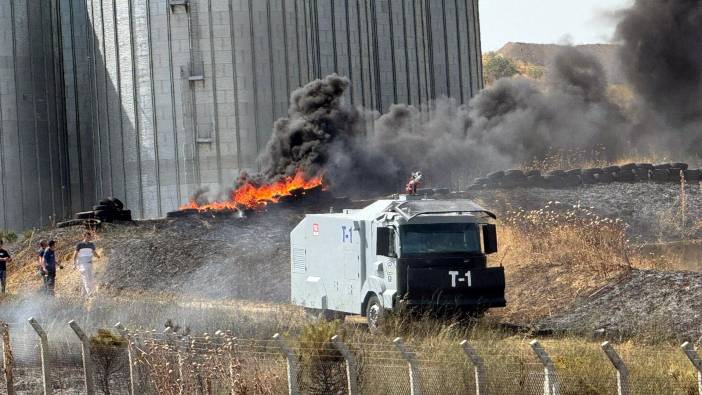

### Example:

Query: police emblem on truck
xmin=448 ymin=271 xmax=472 ymax=287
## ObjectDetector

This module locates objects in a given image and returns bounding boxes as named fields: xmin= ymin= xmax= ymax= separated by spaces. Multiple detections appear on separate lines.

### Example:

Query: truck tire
xmin=365 ymin=295 xmax=384 ymax=334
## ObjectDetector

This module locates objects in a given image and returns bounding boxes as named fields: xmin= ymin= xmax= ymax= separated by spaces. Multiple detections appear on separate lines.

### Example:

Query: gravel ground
xmin=538 ymin=268 xmax=702 ymax=339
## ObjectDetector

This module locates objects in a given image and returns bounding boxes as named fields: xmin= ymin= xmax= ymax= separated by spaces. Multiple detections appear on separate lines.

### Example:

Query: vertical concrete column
xmin=529 ymin=340 xmax=560 ymax=395
xmin=460 ymin=340 xmax=487 ymax=395
xmin=27 ymin=318 xmax=52 ymax=395
xmin=681 ymin=342 xmax=702 ymax=395
xmin=114 ymin=323 xmax=135 ymax=395
xmin=601 ymin=341 xmax=629 ymax=395
xmin=393 ymin=337 xmax=421 ymax=395
xmin=273 ymin=333 xmax=300 ymax=395
xmin=331 ymin=335 xmax=359 ymax=395
xmin=1 ymin=322 xmax=15 ymax=395
xmin=68 ymin=320 xmax=96 ymax=395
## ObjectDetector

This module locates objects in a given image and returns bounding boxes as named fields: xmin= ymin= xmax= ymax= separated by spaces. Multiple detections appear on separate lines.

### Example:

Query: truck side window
xmin=376 ymin=227 xmax=397 ymax=257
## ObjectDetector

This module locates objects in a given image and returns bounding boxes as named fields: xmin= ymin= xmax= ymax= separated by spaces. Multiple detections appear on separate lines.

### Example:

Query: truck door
xmin=341 ymin=224 xmax=360 ymax=312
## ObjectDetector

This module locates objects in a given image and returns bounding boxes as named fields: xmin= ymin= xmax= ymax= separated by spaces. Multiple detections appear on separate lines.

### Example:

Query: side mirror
xmin=483 ymin=224 xmax=498 ymax=254
xmin=376 ymin=227 xmax=396 ymax=257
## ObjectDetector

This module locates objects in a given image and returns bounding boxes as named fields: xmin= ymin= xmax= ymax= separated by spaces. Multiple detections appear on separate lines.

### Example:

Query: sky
xmin=479 ymin=0 xmax=634 ymax=52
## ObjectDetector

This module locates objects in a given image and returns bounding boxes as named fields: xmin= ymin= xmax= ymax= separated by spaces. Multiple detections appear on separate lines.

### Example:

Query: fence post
xmin=393 ymin=337 xmax=422 ymax=395
xmin=529 ymin=340 xmax=560 ymax=395
xmin=68 ymin=320 xmax=96 ymax=395
xmin=681 ymin=342 xmax=702 ymax=395
xmin=460 ymin=340 xmax=487 ymax=395
xmin=1 ymin=322 xmax=15 ymax=395
xmin=331 ymin=335 xmax=359 ymax=395
xmin=601 ymin=341 xmax=629 ymax=395
xmin=115 ymin=323 xmax=136 ymax=395
xmin=28 ymin=317 xmax=52 ymax=395
xmin=273 ymin=333 xmax=300 ymax=395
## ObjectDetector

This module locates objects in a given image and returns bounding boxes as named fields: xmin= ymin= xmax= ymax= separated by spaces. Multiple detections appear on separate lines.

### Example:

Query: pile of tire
xmin=468 ymin=162 xmax=701 ymax=190
xmin=74 ymin=197 xmax=132 ymax=223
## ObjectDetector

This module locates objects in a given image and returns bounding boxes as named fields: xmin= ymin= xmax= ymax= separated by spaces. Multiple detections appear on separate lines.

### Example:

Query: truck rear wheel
xmin=366 ymin=295 xmax=384 ymax=333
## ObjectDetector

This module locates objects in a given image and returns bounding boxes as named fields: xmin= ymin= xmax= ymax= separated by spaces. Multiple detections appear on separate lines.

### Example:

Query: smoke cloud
xmin=616 ymin=0 xmax=702 ymax=147
xmin=237 ymin=0 xmax=702 ymax=196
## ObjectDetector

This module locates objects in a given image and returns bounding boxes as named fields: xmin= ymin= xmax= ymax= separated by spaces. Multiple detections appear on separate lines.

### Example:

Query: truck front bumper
xmin=403 ymin=266 xmax=506 ymax=308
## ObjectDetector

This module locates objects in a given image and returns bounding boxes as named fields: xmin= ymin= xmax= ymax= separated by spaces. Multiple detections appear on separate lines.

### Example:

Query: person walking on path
xmin=42 ymin=240 xmax=59 ymax=296
xmin=73 ymin=232 xmax=100 ymax=296
xmin=0 ymin=240 xmax=12 ymax=293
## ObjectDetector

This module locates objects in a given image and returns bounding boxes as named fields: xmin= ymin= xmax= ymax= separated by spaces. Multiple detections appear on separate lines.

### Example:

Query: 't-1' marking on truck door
xmin=449 ymin=271 xmax=472 ymax=287
xmin=341 ymin=226 xmax=353 ymax=243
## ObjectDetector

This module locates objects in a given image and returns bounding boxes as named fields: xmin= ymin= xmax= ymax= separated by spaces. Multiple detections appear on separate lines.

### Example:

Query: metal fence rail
xmin=0 ymin=318 xmax=700 ymax=394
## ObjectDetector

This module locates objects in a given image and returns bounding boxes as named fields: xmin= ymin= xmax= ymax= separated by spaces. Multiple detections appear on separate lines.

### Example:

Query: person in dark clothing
xmin=0 ymin=240 xmax=12 ymax=293
xmin=42 ymin=240 xmax=58 ymax=296
xmin=37 ymin=240 xmax=48 ymax=278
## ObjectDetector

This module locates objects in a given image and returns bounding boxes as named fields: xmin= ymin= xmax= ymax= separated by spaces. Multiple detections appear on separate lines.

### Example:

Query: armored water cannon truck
xmin=290 ymin=195 xmax=506 ymax=330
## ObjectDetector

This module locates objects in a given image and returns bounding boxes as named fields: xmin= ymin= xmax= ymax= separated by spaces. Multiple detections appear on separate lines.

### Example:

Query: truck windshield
xmin=400 ymin=223 xmax=481 ymax=254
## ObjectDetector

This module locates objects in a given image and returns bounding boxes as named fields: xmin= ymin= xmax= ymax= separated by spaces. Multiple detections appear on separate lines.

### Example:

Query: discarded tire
xmin=74 ymin=211 xmax=96 ymax=220
xmin=502 ymin=170 xmax=526 ymax=188
xmin=684 ymin=169 xmax=702 ymax=182
xmin=526 ymin=175 xmax=546 ymax=187
xmin=57 ymin=219 xmax=101 ymax=229
xmin=633 ymin=168 xmax=650 ymax=182
xmin=618 ymin=169 xmax=636 ymax=182
xmin=109 ymin=197 xmax=125 ymax=210
xmin=73 ymin=196 xmax=130 ymax=224
xmin=651 ymin=169 xmax=670 ymax=182
xmin=636 ymin=163 xmax=654 ymax=170
xmin=653 ymin=163 xmax=672 ymax=170
xmin=668 ymin=169 xmax=684 ymax=182
xmin=672 ymin=162 xmax=689 ymax=171
xmin=581 ymin=172 xmax=598 ymax=184
xmin=620 ymin=163 xmax=637 ymax=171
xmin=603 ymin=165 xmax=620 ymax=174
xmin=486 ymin=171 xmax=505 ymax=180
xmin=524 ymin=170 xmax=541 ymax=177
xmin=115 ymin=210 xmax=133 ymax=221
xmin=564 ymin=169 xmax=582 ymax=177
xmin=594 ymin=172 xmax=613 ymax=183
xmin=167 ymin=208 xmax=199 ymax=218
xmin=562 ymin=174 xmax=582 ymax=187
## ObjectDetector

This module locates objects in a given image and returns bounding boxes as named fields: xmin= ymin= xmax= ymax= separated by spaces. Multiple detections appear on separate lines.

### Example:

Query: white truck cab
xmin=290 ymin=196 xmax=506 ymax=330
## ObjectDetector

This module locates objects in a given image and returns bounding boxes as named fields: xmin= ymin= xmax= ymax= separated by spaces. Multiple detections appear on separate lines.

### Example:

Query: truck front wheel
xmin=366 ymin=295 xmax=384 ymax=333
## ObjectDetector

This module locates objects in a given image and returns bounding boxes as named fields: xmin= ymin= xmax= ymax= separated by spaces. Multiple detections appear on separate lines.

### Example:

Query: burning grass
xmin=180 ymin=170 xmax=324 ymax=211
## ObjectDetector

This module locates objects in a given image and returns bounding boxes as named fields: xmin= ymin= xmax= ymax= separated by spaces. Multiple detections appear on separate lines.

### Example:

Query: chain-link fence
xmin=0 ymin=320 xmax=701 ymax=394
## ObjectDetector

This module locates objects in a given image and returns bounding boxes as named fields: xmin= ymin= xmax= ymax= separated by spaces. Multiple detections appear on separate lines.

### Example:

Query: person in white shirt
xmin=72 ymin=232 xmax=100 ymax=296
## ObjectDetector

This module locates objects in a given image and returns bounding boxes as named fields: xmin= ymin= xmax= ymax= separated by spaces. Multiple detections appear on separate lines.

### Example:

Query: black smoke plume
xmin=616 ymin=0 xmax=702 ymax=148
xmin=239 ymin=0 xmax=702 ymax=196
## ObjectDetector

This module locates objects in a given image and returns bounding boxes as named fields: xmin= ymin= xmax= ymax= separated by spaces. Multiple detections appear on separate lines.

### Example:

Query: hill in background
xmin=486 ymin=42 xmax=625 ymax=85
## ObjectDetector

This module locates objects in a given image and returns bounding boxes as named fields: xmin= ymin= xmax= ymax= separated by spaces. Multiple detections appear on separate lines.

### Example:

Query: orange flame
xmin=180 ymin=171 xmax=324 ymax=211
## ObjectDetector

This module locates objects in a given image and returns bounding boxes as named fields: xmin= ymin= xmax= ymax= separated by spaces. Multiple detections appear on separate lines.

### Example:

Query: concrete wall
xmin=0 ymin=0 xmax=72 ymax=231
xmin=1 ymin=0 xmax=483 ymax=229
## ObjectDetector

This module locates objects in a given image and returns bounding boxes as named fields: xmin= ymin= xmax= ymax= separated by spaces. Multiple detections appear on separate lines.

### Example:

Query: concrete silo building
xmin=0 ymin=1 xmax=72 ymax=231
xmin=0 ymin=0 xmax=483 ymax=230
